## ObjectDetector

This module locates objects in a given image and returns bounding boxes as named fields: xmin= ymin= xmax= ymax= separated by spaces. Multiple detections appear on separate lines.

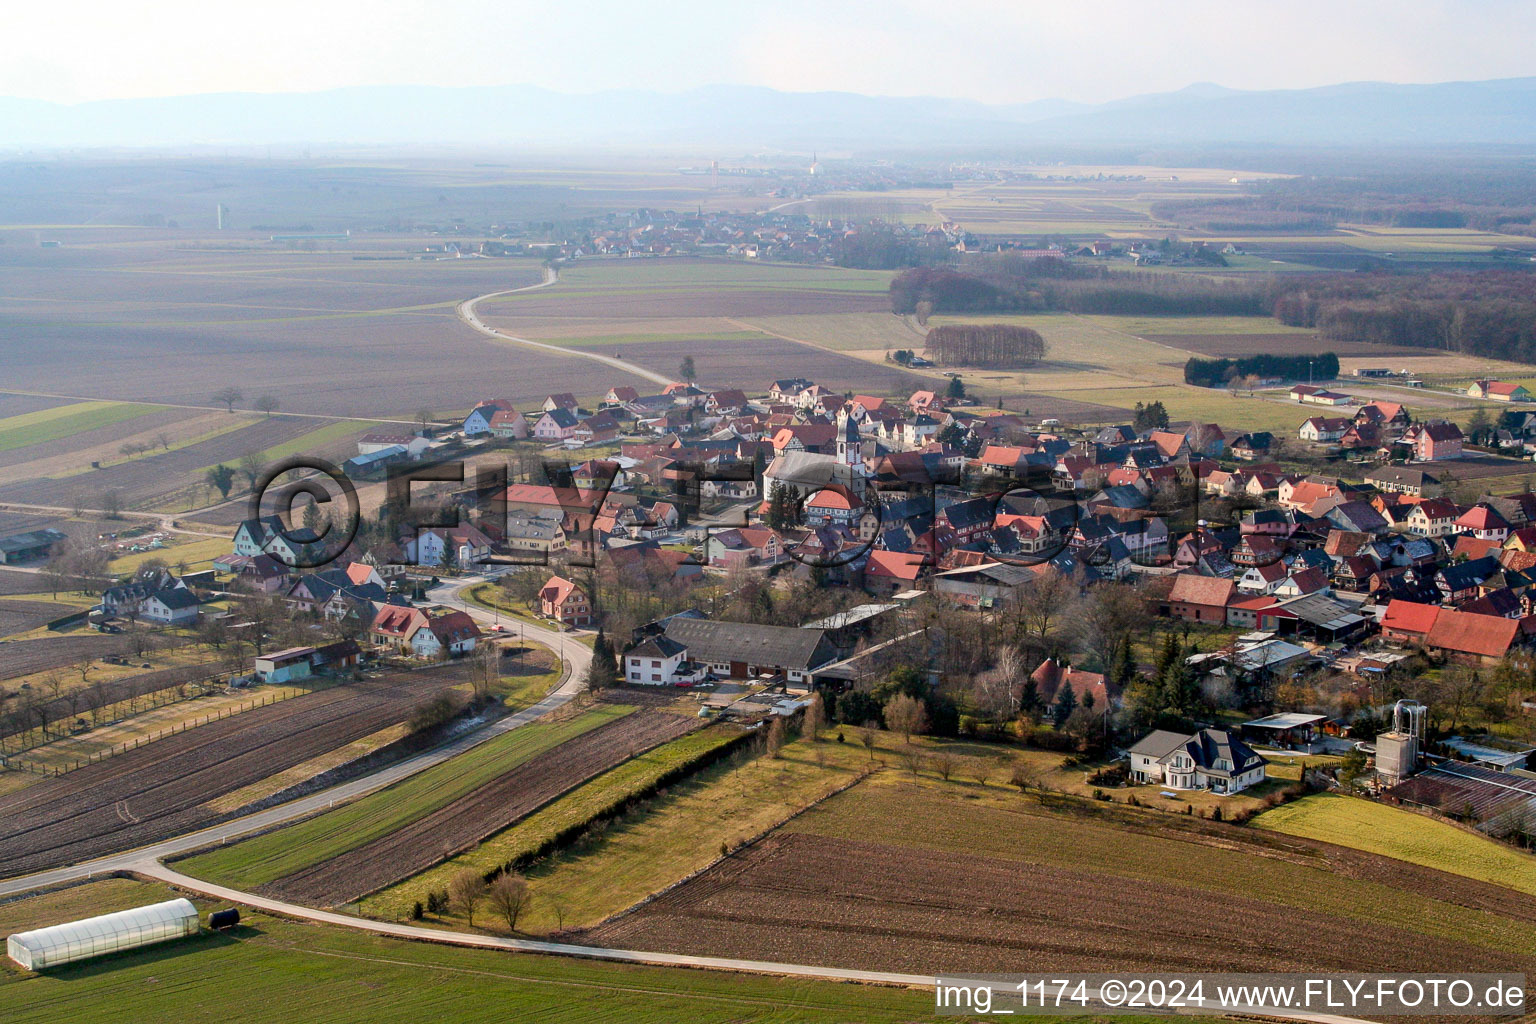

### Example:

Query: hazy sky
xmin=8 ymin=0 xmax=1536 ymax=105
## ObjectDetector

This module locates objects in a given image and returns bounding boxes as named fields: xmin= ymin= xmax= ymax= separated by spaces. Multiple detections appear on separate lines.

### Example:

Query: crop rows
xmin=586 ymin=831 xmax=1533 ymax=978
xmin=264 ymin=708 xmax=697 ymax=904
xmin=0 ymin=667 xmax=470 ymax=876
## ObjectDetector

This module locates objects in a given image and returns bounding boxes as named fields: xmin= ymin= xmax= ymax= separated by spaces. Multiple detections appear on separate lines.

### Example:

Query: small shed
xmin=253 ymin=646 xmax=316 ymax=684
xmin=7 ymin=898 xmax=199 ymax=970
xmin=1241 ymin=712 xmax=1329 ymax=752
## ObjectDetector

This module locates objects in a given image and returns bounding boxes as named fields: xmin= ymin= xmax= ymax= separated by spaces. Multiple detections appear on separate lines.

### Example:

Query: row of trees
xmin=890 ymin=262 xmax=1268 ymax=318
xmin=1183 ymin=352 xmax=1340 ymax=388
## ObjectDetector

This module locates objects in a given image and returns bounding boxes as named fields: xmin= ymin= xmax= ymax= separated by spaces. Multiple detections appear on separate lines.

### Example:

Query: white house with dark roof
xmin=1128 ymin=727 xmax=1268 ymax=794
xmin=623 ymin=634 xmax=705 ymax=685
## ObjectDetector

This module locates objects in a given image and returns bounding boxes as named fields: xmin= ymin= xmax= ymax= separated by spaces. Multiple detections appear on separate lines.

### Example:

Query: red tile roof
xmin=1381 ymin=600 xmax=1440 ymax=637
xmin=1425 ymin=609 xmax=1521 ymax=658
xmin=1167 ymin=574 xmax=1235 ymax=608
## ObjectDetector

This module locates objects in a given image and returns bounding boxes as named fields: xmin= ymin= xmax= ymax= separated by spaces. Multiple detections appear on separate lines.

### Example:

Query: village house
xmin=1402 ymin=420 xmax=1464 ymax=461
xmin=539 ymin=575 xmax=593 ymax=626
xmin=1298 ymin=416 xmax=1351 ymax=443
xmin=533 ymin=408 xmax=583 ymax=442
xmin=1365 ymin=466 xmax=1440 ymax=498
xmin=622 ymin=633 xmax=703 ymax=686
xmin=1128 ymin=728 xmax=1267 ymax=794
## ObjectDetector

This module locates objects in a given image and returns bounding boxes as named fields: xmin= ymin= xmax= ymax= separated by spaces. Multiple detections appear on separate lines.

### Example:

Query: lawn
xmin=108 ymin=536 xmax=230 ymax=575
xmin=1252 ymin=792 xmax=1536 ymax=897
xmin=2 ymin=880 xmax=1016 ymax=1024
xmin=0 ymin=401 xmax=166 ymax=453
xmin=177 ymin=704 xmax=635 ymax=890
xmin=360 ymin=722 xmax=747 ymax=923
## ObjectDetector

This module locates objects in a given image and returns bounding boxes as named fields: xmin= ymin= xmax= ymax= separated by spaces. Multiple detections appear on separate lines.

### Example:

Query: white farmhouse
xmin=1128 ymin=728 xmax=1267 ymax=795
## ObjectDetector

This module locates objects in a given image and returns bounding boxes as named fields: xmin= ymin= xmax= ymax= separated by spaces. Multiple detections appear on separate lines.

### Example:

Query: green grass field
xmin=361 ymin=723 xmax=746 ymax=922
xmin=178 ymin=705 xmax=635 ymax=889
xmin=191 ymin=419 xmax=376 ymax=478
xmin=107 ymin=536 xmax=231 ymax=575
xmin=3 ymin=880 xmax=1026 ymax=1024
xmin=1252 ymin=793 xmax=1536 ymax=897
xmin=0 ymin=402 xmax=167 ymax=453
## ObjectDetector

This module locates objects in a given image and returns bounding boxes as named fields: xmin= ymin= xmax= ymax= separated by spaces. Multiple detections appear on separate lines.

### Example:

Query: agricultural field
xmin=1255 ymin=793 xmax=1536 ymax=896
xmin=0 ymin=880 xmax=1024 ymax=1024
xmin=586 ymin=771 xmax=1536 ymax=977
xmin=362 ymin=722 xmax=747 ymax=923
xmin=263 ymin=708 xmax=698 ymax=905
xmin=0 ymin=242 xmax=614 ymax=419
xmin=476 ymin=258 xmax=937 ymax=396
xmin=0 ymin=664 xmax=476 ymax=876
xmin=178 ymin=703 xmax=642 ymax=893
xmin=0 ymin=411 xmax=376 ymax=512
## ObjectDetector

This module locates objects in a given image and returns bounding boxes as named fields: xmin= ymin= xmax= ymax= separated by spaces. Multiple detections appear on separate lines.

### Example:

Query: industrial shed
xmin=7 ymin=898 xmax=198 ymax=970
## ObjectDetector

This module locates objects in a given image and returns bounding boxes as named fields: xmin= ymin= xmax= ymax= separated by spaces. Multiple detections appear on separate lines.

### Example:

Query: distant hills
xmin=3 ymin=77 xmax=1536 ymax=151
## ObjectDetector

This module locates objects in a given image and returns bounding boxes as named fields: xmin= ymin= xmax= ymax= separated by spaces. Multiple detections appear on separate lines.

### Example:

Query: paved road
xmin=456 ymin=268 xmax=673 ymax=388
xmin=0 ymin=575 xmax=588 ymax=897
xmin=97 ymin=861 xmax=1362 ymax=1024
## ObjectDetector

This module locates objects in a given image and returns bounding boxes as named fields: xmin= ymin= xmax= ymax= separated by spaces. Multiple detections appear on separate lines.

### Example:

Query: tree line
xmin=890 ymin=261 xmax=1267 ymax=318
xmin=1184 ymin=352 xmax=1339 ymax=388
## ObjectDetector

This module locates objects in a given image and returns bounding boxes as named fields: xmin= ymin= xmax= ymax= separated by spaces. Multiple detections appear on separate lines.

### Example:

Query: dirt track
xmin=264 ymin=708 xmax=697 ymax=905
xmin=0 ymin=667 xmax=470 ymax=876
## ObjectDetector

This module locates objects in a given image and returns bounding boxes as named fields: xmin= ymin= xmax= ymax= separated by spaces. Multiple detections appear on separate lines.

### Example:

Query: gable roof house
xmin=1128 ymin=728 xmax=1267 ymax=794
xmin=1403 ymin=420 xmax=1464 ymax=462
xmin=1424 ymin=609 xmax=1527 ymax=663
xmin=533 ymin=407 xmax=583 ymax=442
xmin=539 ymin=575 xmax=593 ymax=626
xmin=662 ymin=617 xmax=838 ymax=683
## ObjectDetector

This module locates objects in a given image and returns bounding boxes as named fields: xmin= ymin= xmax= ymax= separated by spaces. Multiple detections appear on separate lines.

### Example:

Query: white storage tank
xmin=7 ymin=898 xmax=199 ymax=971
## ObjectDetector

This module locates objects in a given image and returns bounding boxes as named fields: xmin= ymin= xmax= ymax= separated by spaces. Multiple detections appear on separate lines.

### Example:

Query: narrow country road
xmin=0 ymin=575 xmax=587 ymax=895
xmin=456 ymin=267 xmax=673 ymax=388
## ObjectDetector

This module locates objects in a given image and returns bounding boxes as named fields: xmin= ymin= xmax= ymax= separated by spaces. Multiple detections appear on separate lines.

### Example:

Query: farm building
xmin=1240 ymin=712 xmax=1329 ymax=752
xmin=7 ymin=899 xmax=199 ymax=971
xmin=254 ymin=646 xmax=316 ymax=683
xmin=661 ymin=617 xmax=838 ymax=683
xmin=0 ymin=527 xmax=68 ymax=565
xmin=1386 ymin=761 xmax=1536 ymax=828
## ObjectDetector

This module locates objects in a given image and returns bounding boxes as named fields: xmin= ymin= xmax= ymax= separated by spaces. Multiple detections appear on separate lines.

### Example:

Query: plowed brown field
xmin=0 ymin=666 xmax=471 ymax=876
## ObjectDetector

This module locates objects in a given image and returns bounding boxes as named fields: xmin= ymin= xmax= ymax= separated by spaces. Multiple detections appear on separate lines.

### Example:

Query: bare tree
xmin=802 ymin=692 xmax=824 ymax=742
xmin=449 ymin=869 xmax=487 ymax=928
xmin=764 ymin=716 xmax=788 ymax=758
xmin=486 ymin=872 xmax=532 ymax=933
xmin=1074 ymin=583 xmax=1150 ymax=674
xmin=212 ymin=387 xmax=243 ymax=413
xmin=1018 ymin=565 xmax=1079 ymax=652
xmin=99 ymin=490 xmax=125 ymax=519
xmin=253 ymin=394 xmax=281 ymax=418
xmin=883 ymin=694 xmax=929 ymax=742
xmin=154 ymin=431 xmax=173 ymax=451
